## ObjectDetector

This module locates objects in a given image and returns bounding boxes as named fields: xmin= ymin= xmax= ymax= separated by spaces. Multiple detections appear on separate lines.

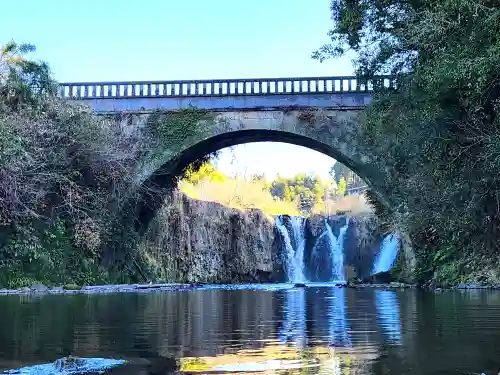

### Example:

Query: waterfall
xmin=290 ymin=216 xmax=306 ymax=280
xmin=275 ymin=216 xmax=306 ymax=283
xmin=324 ymin=219 xmax=348 ymax=282
xmin=372 ymin=233 xmax=400 ymax=275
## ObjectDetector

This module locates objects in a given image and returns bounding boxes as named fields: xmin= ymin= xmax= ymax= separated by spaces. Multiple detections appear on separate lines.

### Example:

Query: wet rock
xmin=344 ymin=215 xmax=380 ymax=278
xmin=143 ymin=355 xmax=178 ymax=374
xmin=326 ymin=215 xmax=348 ymax=236
xmin=344 ymin=265 xmax=357 ymax=280
xmin=31 ymin=283 xmax=48 ymax=293
xmin=63 ymin=284 xmax=81 ymax=291
xmin=189 ymin=282 xmax=205 ymax=288
xmin=347 ymin=277 xmax=362 ymax=287
xmin=305 ymin=215 xmax=327 ymax=237
xmin=136 ymin=283 xmax=169 ymax=289
xmin=293 ymin=283 xmax=306 ymax=288
xmin=253 ymin=270 xmax=273 ymax=283
xmin=456 ymin=283 xmax=489 ymax=289
xmin=389 ymin=282 xmax=407 ymax=288
xmin=49 ymin=287 xmax=65 ymax=294
xmin=363 ymin=271 xmax=395 ymax=284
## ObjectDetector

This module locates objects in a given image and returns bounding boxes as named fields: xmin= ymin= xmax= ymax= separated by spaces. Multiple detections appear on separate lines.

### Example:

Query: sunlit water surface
xmin=1 ymin=284 xmax=500 ymax=374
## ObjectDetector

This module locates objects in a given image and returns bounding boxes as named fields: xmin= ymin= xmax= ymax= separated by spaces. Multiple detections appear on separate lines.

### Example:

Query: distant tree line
xmin=182 ymin=160 xmax=356 ymax=215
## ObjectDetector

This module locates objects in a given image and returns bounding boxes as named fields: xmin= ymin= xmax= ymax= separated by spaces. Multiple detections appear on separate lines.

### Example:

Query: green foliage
xmin=0 ymin=41 xmax=237 ymax=288
xmin=330 ymin=162 xmax=350 ymax=184
xmin=147 ymin=107 xmax=214 ymax=152
xmin=143 ymin=107 xmax=220 ymax=188
xmin=315 ymin=0 xmax=500 ymax=285
xmin=0 ymin=219 xmax=107 ymax=288
xmin=0 ymin=41 xmax=147 ymax=287
xmin=1 ymin=41 xmax=56 ymax=108
xmin=269 ymin=173 xmax=331 ymax=214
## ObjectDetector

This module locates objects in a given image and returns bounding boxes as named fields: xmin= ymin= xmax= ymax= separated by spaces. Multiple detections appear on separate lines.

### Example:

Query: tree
xmin=336 ymin=178 xmax=347 ymax=197
xmin=1 ymin=41 xmax=55 ymax=107
xmin=314 ymin=1 xmax=500 ymax=284
xmin=268 ymin=173 xmax=330 ymax=214
xmin=330 ymin=162 xmax=351 ymax=185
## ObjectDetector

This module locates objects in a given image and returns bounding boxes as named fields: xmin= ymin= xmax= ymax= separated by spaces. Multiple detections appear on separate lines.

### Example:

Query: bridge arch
xmin=132 ymin=121 xmax=387 ymax=234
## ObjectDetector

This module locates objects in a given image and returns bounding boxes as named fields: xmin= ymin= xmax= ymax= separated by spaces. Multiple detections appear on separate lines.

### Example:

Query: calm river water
xmin=0 ymin=285 xmax=500 ymax=374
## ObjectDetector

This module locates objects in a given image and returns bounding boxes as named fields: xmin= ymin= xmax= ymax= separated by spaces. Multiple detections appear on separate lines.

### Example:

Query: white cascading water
xmin=324 ymin=218 xmax=349 ymax=282
xmin=372 ymin=233 xmax=400 ymax=275
xmin=275 ymin=216 xmax=306 ymax=283
xmin=290 ymin=216 xmax=306 ymax=280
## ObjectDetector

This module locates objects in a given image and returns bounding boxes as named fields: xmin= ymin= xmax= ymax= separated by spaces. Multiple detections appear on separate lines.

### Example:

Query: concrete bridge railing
xmin=59 ymin=76 xmax=395 ymax=100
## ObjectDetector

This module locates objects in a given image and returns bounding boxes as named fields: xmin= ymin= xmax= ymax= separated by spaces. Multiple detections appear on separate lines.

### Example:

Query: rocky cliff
xmin=139 ymin=191 xmax=276 ymax=283
xmin=139 ymin=193 xmax=410 ymax=284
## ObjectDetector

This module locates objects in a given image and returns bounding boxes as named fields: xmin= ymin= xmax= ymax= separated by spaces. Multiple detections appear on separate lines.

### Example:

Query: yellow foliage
xmin=178 ymin=177 xmax=300 ymax=217
xmin=183 ymin=162 xmax=228 ymax=185
xmin=337 ymin=177 xmax=347 ymax=196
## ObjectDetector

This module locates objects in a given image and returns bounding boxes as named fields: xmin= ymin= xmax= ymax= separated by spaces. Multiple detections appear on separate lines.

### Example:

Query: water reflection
xmin=374 ymin=290 xmax=401 ymax=344
xmin=326 ymin=288 xmax=352 ymax=348
xmin=0 ymin=287 xmax=499 ymax=374
xmin=279 ymin=289 xmax=307 ymax=347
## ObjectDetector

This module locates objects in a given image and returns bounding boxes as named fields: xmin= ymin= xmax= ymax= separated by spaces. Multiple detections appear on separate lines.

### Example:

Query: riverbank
xmin=3 ymin=280 xmax=500 ymax=296
xmin=0 ymin=283 xmax=198 ymax=296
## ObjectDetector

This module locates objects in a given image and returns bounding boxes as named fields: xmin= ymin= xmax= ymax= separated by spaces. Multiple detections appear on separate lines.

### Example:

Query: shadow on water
xmin=0 ymin=286 xmax=500 ymax=374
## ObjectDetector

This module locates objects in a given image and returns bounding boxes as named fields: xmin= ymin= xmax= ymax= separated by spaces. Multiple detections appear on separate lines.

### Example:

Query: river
xmin=0 ymin=285 xmax=500 ymax=374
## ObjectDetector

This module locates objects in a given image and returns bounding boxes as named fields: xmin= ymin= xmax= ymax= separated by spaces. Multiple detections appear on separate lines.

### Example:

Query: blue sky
xmin=1 ymin=0 xmax=354 ymax=180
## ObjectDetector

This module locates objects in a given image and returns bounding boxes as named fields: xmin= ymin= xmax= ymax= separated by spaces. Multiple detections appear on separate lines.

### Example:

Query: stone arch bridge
xmin=60 ymin=76 xmax=392 ymax=231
